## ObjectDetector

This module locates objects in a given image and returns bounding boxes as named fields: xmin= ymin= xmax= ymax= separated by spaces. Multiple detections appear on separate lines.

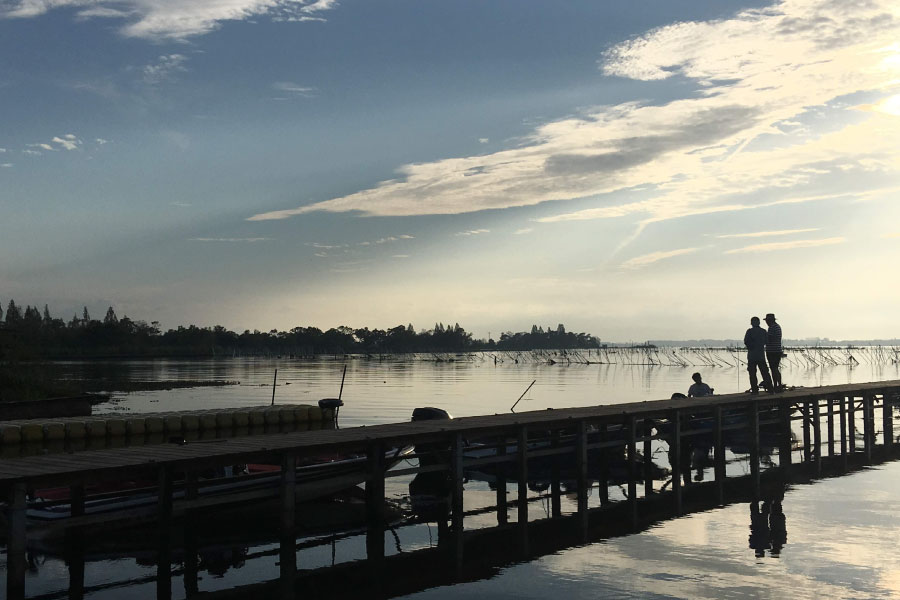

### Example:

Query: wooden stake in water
xmin=338 ymin=364 xmax=347 ymax=401
xmin=271 ymin=369 xmax=278 ymax=406
xmin=511 ymin=379 xmax=536 ymax=412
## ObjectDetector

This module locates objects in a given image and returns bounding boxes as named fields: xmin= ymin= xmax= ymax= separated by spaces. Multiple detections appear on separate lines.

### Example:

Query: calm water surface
xmin=4 ymin=352 xmax=900 ymax=598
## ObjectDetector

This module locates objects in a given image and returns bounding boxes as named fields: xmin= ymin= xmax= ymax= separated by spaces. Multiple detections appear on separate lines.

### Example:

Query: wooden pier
xmin=3 ymin=379 xmax=900 ymax=599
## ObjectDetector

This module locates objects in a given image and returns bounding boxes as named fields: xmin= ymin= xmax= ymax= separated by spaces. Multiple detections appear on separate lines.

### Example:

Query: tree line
xmin=0 ymin=300 xmax=601 ymax=359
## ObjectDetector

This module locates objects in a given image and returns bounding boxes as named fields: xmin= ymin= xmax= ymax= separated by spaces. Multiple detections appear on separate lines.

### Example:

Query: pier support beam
xmin=280 ymin=452 xmax=298 ymax=598
xmin=778 ymin=401 xmax=792 ymax=470
xmin=7 ymin=482 xmax=27 ymax=600
xmin=848 ymin=396 xmax=856 ymax=454
xmin=802 ymin=402 xmax=811 ymax=463
xmin=598 ymin=423 xmax=609 ymax=505
xmin=643 ymin=418 xmax=654 ymax=500
xmin=812 ymin=399 xmax=822 ymax=475
xmin=714 ymin=406 xmax=726 ymax=504
xmin=748 ymin=402 xmax=760 ymax=497
xmin=863 ymin=395 xmax=874 ymax=463
xmin=157 ymin=466 xmax=173 ymax=600
xmin=367 ymin=442 xmax=387 ymax=561
xmin=840 ymin=396 xmax=848 ymax=469
xmin=517 ymin=425 xmax=530 ymax=549
xmin=575 ymin=420 xmax=588 ymax=537
xmin=884 ymin=394 xmax=894 ymax=453
xmin=670 ymin=409 xmax=682 ymax=515
xmin=626 ymin=415 xmax=637 ymax=527
xmin=827 ymin=399 xmax=835 ymax=457
xmin=496 ymin=439 xmax=508 ymax=525
xmin=551 ymin=429 xmax=562 ymax=518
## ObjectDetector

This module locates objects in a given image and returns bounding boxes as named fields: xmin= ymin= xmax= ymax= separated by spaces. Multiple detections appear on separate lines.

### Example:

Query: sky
xmin=1 ymin=0 xmax=899 ymax=341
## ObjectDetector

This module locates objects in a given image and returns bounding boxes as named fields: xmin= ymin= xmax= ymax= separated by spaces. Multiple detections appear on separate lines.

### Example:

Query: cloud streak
xmin=725 ymin=237 xmax=846 ymax=254
xmin=620 ymin=247 xmax=700 ymax=270
xmin=247 ymin=0 xmax=900 ymax=224
xmin=2 ymin=0 xmax=340 ymax=40
xmin=715 ymin=228 xmax=821 ymax=239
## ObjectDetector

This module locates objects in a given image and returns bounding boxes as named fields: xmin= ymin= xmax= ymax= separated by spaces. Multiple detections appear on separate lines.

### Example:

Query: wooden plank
xmin=0 ymin=380 xmax=898 ymax=495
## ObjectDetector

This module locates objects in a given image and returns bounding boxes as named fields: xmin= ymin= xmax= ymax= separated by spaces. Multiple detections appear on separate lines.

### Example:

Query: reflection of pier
xmin=3 ymin=380 xmax=900 ymax=599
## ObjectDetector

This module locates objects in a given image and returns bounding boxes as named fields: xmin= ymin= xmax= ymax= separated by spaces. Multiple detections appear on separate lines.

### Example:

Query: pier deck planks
xmin=1 ymin=380 xmax=898 ymax=492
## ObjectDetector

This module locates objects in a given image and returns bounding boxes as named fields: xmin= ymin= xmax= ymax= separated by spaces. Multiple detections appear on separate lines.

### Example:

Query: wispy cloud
xmin=189 ymin=237 xmax=272 ymax=242
xmin=247 ymin=0 xmax=900 ymax=224
xmin=2 ymin=0 xmax=341 ymax=40
xmin=95 ymin=138 xmax=109 ymax=145
xmin=272 ymin=82 xmax=316 ymax=98
xmin=620 ymin=247 xmax=700 ymax=270
xmin=513 ymin=228 xmax=533 ymax=235
xmin=0 ymin=148 xmax=6 ymax=153
xmin=392 ymin=254 xmax=409 ymax=259
xmin=725 ymin=237 xmax=846 ymax=254
xmin=22 ymin=149 xmax=42 ymax=156
xmin=51 ymin=134 xmax=81 ymax=150
xmin=884 ymin=233 xmax=900 ymax=239
xmin=143 ymin=54 xmax=188 ymax=84
xmin=479 ymin=138 xmax=489 ymax=144
xmin=715 ymin=228 xmax=820 ymax=239
xmin=1 ymin=163 xmax=12 ymax=168
xmin=456 ymin=229 xmax=490 ymax=236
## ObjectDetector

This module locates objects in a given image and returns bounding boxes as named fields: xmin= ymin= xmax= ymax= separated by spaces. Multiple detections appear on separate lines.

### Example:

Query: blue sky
xmin=1 ymin=0 xmax=899 ymax=340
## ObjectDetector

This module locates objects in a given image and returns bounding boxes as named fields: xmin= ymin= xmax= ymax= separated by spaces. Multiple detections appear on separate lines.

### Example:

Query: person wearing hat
xmin=744 ymin=316 xmax=773 ymax=394
xmin=765 ymin=313 xmax=783 ymax=391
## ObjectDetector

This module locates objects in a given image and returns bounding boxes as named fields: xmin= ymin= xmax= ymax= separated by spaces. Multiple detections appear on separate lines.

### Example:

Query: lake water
xmin=4 ymin=351 xmax=900 ymax=599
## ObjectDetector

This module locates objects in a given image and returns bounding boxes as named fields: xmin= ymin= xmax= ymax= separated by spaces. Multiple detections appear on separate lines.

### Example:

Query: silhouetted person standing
xmin=748 ymin=501 xmax=771 ymax=558
xmin=765 ymin=313 xmax=783 ymax=391
xmin=744 ymin=316 xmax=773 ymax=394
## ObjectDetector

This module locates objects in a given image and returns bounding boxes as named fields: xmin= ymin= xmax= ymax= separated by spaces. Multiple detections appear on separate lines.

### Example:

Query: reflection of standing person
xmin=748 ymin=501 xmax=771 ymax=558
xmin=769 ymin=500 xmax=787 ymax=556
xmin=765 ymin=313 xmax=783 ymax=391
xmin=744 ymin=317 xmax=773 ymax=394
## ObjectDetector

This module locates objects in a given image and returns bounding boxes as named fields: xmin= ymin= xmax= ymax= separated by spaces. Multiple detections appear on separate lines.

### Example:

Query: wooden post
xmin=626 ymin=415 xmax=637 ymax=526
xmin=812 ymin=399 xmax=822 ymax=475
xmin=366 ymin=442 xmax=386 ymax=561
xmin=158 ymin=465 xmax=173 ymax=522
xmin=863 ymin=395 xmax=873 ymax=462
xmin=185 ymin=471 xmax=199 ymax=501
xmin=183 ymin=523 xmax=199 ymax=598
xmin=884 ymin=393 xmax=894 ymax=453
xmin=848 ymin=395 xmax=856 ymax=454
xmin=714 ymin=405 xmax=726 ymax=504
xmin=826 ymin=398 xmax=835 ymax=457
xmin=670 ymin=409 xmax=682 ymax=515
xmin=643 ymin=417 xmax=654 ymax=499
xmin=840 ymin=396 xmax=848 ymax=469
xmin=496 ymin=438 xmax=508 ymax=525
xmin=279 ymin=458 xmax=299 ymax=600
xmin=779 ymin=400 xmax=792 ymax=470
xmin=450 ymin=433 xmax=465 ymax=567
xmin=67 ymin=528 xmax=86 ymax=600
xmin=598 ymin=423 xmax=609 ymax=505
xmin=576 ymin=420 xmax=588 ymax=537
xmin=157 ymin=466 xmax=173 ymax=600
xmin=71 ymin=483 xmax=85 ymax=517
xmin=281 ymin=454 xmax=297 ymax=535
xmin=517 ymin=426 xmax=529 ymax=527
xmin=749 ymin=402 xmax=760 ymax=497
xmin=802 ymin=401 xmax=811 ymax=463
xmin=550 ymin=428 xmax=562 ymax=518
xmin=7 ymin=482 xmax=27 ymax=600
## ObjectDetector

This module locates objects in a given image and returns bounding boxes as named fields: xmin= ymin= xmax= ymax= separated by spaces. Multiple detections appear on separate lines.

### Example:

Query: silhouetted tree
xmin=6 ymin=300 xmax=22 ymax=325
xmin=104 ymin=307 xmax=118 ymax=325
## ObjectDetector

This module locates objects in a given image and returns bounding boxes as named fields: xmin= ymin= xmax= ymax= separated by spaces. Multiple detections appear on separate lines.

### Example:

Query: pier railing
xmin=3 ymin=379 xmax=900 ymax=599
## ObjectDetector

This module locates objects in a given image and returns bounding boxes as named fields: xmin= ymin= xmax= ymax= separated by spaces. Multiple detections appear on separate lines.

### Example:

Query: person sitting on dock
xmin=688 ymin=372 xmax=714 ymax=397
xmin=744 ymin=316 xmax=774 ymax=394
